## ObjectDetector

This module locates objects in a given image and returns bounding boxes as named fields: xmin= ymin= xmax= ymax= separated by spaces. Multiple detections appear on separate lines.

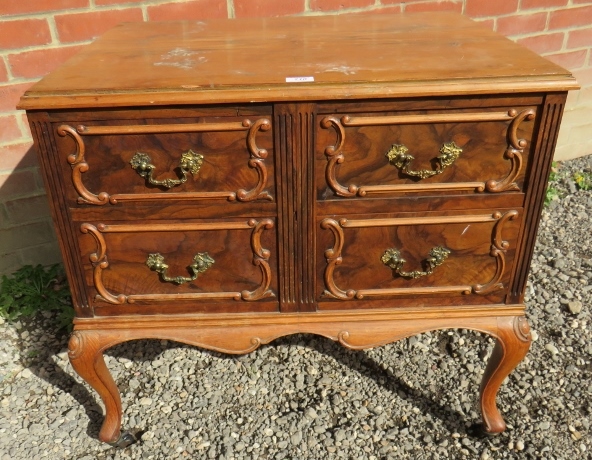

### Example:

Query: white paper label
xmin=285 ymin=76 xmax=314 ymax=83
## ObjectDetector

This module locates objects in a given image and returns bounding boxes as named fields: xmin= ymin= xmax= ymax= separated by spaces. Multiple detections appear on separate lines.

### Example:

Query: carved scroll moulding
xmin=81 ymin=219 xmax=275 ymax=304
xmin=58 ymin=118 xmax=273 ymax=205
xmin=321 ymin=108 xmax=536 ymax=197
xmin=321 ymin=211 xmax=518 ymax=300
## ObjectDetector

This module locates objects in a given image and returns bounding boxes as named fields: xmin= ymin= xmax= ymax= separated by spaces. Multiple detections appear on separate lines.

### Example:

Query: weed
xmin=573 ymin=171 xmax=592 ymax=191
xmin=0 ymin=264 xmax=73 ymax=331
xmin=545 ymin=186 xmax=560 ymax=205
xmin=548 ymin=161 xmax=559 ymax=182
xmin=545 ymin=162 xmax=561 ymax=206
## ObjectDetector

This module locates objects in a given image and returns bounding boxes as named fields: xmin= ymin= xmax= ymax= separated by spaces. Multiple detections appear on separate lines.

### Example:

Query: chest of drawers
xmin=19 ymin=12 xmax=577 ymax=447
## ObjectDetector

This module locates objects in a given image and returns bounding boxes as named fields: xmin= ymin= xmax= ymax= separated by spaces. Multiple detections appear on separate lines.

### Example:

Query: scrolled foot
xmin=479 ymin=316 xmax=531 ymax=434
xmin=108 ymin=431 xmax=136 ymax=448
xmin=68 ymin=331 xmax=124 ymax=444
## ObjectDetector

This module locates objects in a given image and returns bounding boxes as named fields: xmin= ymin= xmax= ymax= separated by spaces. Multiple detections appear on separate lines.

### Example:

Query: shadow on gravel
xmin=302 ymin=336 xmax=471 ymax=435
xmin=15 ymin=321 xmax=106 ymax=441
xmin=17 ymin=324 xmax=472 ymax=444
xmin=15 ymin=323 xmax=170 ymax=444
xmin=104 ymin=334 xmax=473 ymax=440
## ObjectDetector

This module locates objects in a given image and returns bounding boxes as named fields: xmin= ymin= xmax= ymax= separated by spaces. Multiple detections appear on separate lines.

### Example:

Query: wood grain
xmin=66 ymin=311 xmax=528 ymax=442
xmin=340 ymin=111 xmax=515 ymax=126
xmin=480 ymin=316 xmax=531 ymax=433
xmin=78 ymin=219 xmax=278 ymax=311
xmin=318 ymin=104 xmax=537 ymax=199
xmin=274 ymin=104 xmax=317 ymax=312
xmin=509 ymin=93 xmax=567 ymax=303
xmin=77 ymin=120 xmax=252 ymax=135
xmin=56 ymin=114 xmax=274 ymax=205
xmin=318 ymin=210 xmax=521 ymax=304
xmin=18 ymin=13 xmax=577 ymax=109
xmin=21 ymin=12 xmax=577 ymax=445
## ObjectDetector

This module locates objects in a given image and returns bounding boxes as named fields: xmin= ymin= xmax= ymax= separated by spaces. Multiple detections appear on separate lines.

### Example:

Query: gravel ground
xmin=1 ymin=155 xmax=591 ymax=460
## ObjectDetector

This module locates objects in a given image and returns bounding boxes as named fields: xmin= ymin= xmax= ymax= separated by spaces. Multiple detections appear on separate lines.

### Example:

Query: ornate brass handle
xmin=386 ymin=142 xmax=462 ymax=179
xmin=146 ymin=252 xmax=214 ymax=285
xmin=381 ymin=246 xmax=450 ymax=279
xmin=130 ymin=150 xmax=203 ymax=189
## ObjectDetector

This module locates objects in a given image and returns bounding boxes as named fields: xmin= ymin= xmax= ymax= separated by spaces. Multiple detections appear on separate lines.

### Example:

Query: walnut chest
xmin=19 ymin=12 xmax=578 ymax=447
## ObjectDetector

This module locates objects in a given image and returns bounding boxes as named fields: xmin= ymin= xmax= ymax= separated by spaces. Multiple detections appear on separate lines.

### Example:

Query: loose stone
xmin=568 ymin=301 xmax=583 ymax=315
xmin=545 ymin=344 xmax=559 ymax=355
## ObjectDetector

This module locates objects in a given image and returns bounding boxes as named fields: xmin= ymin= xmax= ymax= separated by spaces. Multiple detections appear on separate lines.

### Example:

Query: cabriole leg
xmin=479 ymin=316 xmax=531 ymax=434
xmin=68 ymin=330 xmax=135 ymax=447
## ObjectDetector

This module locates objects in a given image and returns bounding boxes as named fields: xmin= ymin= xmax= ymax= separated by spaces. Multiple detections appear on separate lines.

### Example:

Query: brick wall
xmin=1 ymin=0 xmax=591 ymax=274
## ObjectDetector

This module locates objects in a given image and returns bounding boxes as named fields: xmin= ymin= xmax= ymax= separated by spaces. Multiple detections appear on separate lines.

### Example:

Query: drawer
xmin=316 ymin=209 xmax=522 ymax=310
xmin=77 ymin=218 xmax=278 ymax=315
xmin=53 ymin=114 xmax=274 ymax=206
xmin=316 ymin=105 xmax=537 ymax=201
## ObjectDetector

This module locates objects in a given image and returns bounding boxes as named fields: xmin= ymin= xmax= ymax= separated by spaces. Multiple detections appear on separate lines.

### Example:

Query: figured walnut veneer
xmin=20 ymin=12 xmax=577 ymax=447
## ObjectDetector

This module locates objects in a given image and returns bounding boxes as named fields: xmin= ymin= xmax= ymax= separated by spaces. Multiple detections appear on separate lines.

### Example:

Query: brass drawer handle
xmin=381 ymin=246 xmax=450 ymax=279
xmin=130 ymin=150 xmax=203 ymax=189
xmin=386 ymin=142 xmax=462 ymax=179
xmin=146 ymin=252 xmax=214 ymax=285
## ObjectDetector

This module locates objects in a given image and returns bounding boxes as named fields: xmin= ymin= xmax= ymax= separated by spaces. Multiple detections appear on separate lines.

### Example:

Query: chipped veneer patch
xmin=154 ymin=48 xmax=207 ymax=70
xmin=317 ymin=64 xmax=361 ymax=75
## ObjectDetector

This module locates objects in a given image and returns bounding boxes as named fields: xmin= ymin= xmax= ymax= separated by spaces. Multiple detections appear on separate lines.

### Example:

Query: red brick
xmin=0 ymin=221 xmax=55 ymax=253
xmin=544 ymin=50 xmax=588 ymax=70
xmin=0 ymin=251 xmax=21 ymax=275
xmin=516 ymin=32 xmax=564 ymax=55
xmin=9 ymin=46 xmax=83 ymax=79
xmin=16 ymin=196 xmax=50 ymax=221
xmin=549 ymin=6 xmax=592 ymax=30
xmin=496 ymin=12 xmax=547 ymax=36
xmin=358 ymin=6 xmax=402 ymax=14
xmin=0 ymin=115 xmax=22 ymax=144
xmin=521 ymin=0 xmax=568 ymax=9
xmin=96 ymin=0 xmax=143 ymax=5
xmin=404 ymin=1 xmax=463 ymax=13
xmin=19 ymin=241 xmax=63 ymax=268
xmin=473 ymin=18 xmax=495 ymax=31
xmin=310 ymin=0 xmax=374 ymax=12
xmin=466 ymin=0 xmax=519 ymax=17
xmin=574 ymin=67 xmax=592 ymax=86
xmin=0 ymin=59 xmax=8 ymax=83
xmin=0 ymin=83 xmax=34 ymax=112
xmin=0 ymin=206 xmax=8 ymax=230
xmin=55 ymin=8 xmax=143 ymax=43
xmin=567 ymin=29 xmax=592 ymax=49
xmin=20 ymin=113 xmax=30 ymax=133
xmin=0 ymin=0 xmax=88 ymax=16
xmin=234 ymin=0 xmax=304 ymax=18
xmin=381 ymin=0 xmax=423 ymax=4
xmin=0 ymin=19 xmax=52 ymax=50
xmin=147 ymin=0 xmax=227 ymax=21
xmin=5 ymin=194 xmax=52 ymax=224
xmin=0 ymin=170 xmax=43 ymax=199
xmin=0 ymin=142 xmax=37 ymax=173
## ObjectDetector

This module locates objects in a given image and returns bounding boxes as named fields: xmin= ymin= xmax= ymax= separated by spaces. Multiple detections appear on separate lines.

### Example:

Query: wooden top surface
xmin=19 ymin=12 xmax=577 ymax=110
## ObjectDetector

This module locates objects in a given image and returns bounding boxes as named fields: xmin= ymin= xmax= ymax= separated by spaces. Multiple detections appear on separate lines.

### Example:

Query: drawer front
xmin=316 ymin=209 xmax=522 ymax=309
xmin=54 ymin=115 xmax=274 ymax=206
xmin=77 ymin=218 xmax=278 ymax=315
xmin=316 ymin=106 xmax=537 ymax=201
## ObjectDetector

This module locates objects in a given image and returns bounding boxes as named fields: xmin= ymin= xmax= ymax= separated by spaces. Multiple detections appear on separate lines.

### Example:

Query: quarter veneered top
xmin=19 ymin=12 xmax=578 ymax=110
